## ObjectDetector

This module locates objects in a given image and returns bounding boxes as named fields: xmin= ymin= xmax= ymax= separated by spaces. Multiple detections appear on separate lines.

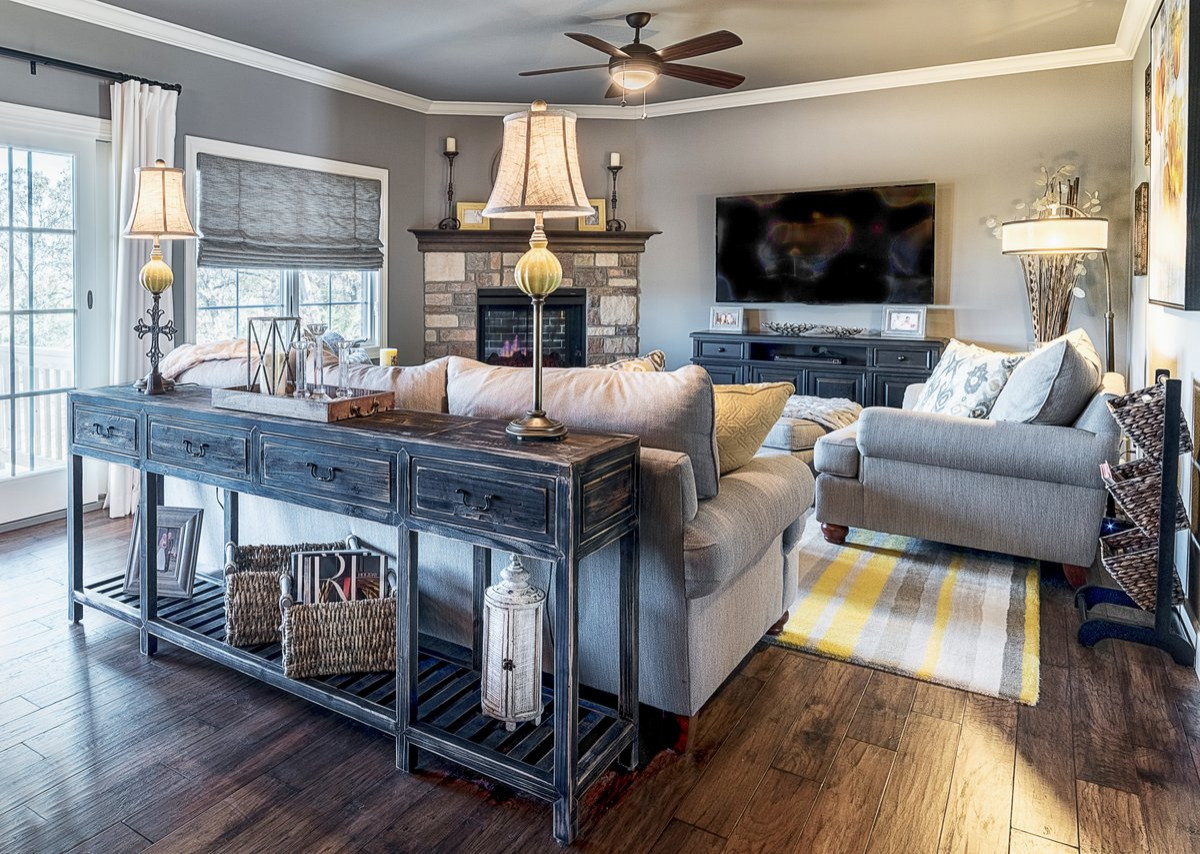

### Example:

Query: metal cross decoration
xmin=133 ymin=292 xmax=176 ymax=394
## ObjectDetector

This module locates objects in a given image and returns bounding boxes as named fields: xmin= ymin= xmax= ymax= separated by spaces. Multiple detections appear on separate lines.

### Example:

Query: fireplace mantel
xmin=410 ymin=228 xmax=659 ymax=254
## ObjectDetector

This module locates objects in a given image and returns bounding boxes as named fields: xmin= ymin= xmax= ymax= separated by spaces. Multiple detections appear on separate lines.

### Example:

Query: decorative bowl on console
xmin=824 ymin=326 xmax=865 ymax=338
xmin=762 ymin=321 xmax=820 ymax=336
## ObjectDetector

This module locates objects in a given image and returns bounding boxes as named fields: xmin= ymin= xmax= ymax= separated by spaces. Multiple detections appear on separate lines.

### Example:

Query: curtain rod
xmin=0 ymin=46 xmax=182 ymax=93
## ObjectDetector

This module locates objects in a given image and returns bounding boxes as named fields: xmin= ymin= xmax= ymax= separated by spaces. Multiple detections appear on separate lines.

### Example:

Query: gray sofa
xmin=813 ymin=372 xmax=1125 ymax=569
xmin=167 ymin=354 xmax=815 ymax=718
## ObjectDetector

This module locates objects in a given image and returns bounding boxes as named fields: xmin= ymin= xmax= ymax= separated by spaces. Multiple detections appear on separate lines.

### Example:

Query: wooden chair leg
xmin=670 ymin=714 xmax=698 ymax=754
xmin=821 ymin=523 xmax=849 ymax=545
xmin=766 ymin=611 xmax=789 ymax=636
xmin=1062 ymin=563 xmax=1089 ymax=588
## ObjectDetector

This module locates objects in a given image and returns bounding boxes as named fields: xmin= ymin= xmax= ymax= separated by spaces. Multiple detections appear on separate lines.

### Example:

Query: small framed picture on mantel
xmin=709 ymin=306 xmax=745 ymax=332
xmin=881 ymin=305 xmax=927 ymax=338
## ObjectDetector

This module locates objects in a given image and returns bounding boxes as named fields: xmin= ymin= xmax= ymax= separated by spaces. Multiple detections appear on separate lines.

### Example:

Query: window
xmin=186 ymin=138 xmax=387 ymax=349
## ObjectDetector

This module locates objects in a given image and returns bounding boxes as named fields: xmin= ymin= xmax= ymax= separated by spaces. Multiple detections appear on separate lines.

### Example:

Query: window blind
xmin=196 ymin=153 xmax=384 ymax=271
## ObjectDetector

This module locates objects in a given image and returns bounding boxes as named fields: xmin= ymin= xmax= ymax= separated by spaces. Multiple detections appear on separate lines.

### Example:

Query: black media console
xmin=690 ymin=330 xmax=944 ymax=408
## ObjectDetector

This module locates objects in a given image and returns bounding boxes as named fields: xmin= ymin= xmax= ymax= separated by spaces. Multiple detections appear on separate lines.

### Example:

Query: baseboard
xmin=0 ymin=499 xmax=107 ymax=534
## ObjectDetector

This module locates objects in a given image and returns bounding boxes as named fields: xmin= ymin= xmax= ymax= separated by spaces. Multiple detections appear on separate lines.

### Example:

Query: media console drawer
xmin=149 ymin=419 xmax=250 ymax=479
xmin=72 ymin=404 xmax=138 ymax=457
xmin=260 ymin=435 xmax=395 ymax=511
xmin=874 ymin=348 xmax=933 ymax=369
xmin=411 ymin=458 xmax=554 ymax=542
xmin=698 ymin=339 xmax=745 ymax=359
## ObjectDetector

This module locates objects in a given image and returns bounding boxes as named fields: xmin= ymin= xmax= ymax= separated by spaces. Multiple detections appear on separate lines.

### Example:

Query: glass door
xmin=0 ymin=127 xmax=107 ymax=526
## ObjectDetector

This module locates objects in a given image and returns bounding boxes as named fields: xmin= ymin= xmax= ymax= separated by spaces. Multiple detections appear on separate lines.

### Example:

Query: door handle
xmin=86 ymin=290 xmax=94 ymax=310
xmin=307 ymin=463 xmax=337 ymax=482
xmin=183 ymin=439 xmax=208 ymax=458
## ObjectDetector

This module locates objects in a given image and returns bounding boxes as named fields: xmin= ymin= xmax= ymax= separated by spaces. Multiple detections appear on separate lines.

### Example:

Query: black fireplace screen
xmin=477 ymin=289 xmax=586 ymax=368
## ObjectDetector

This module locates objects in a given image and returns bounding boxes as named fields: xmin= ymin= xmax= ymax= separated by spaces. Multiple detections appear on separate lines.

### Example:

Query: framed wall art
xmin=1135 ymin=181 xmax=1150 ymax=276
xmin=1150 ymin=0 xmax=1200 ymax=309
xmin=123 ymin=506 xmax=204 ymax=599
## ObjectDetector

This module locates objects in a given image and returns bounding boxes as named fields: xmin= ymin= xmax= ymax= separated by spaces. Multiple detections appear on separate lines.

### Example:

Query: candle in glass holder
xmin=380 ymin=347 xmax=399 ymax=367
xmin=610 ymin=152 xmax=621 ymax=167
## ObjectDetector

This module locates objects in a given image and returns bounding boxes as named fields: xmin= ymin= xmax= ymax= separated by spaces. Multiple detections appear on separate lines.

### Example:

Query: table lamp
xmin=1001 ymin=211 xmax=1113 ymax=372
xmin=483 ymin=100 xmax=592 ymax=440
xmin=122 ymin=158 xmax=199 ymax=394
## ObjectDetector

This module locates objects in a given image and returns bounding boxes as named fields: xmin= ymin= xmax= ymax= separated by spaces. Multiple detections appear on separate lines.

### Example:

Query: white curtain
xmin=107 ymin=81 xmax=178 ymax=517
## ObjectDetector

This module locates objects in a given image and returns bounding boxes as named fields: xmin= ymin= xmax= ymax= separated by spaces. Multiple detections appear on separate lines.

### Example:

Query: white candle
xmin=610 ymin=152 xmax=621 ymax=167
xmin=445 ymin=137 xmax=457 ymax=153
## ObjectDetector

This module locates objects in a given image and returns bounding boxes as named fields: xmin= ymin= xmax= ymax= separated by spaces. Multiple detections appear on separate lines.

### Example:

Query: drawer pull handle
xmin=92 ymin=423 xmax=115 ymax=439
xmin=716 ymin=346 xmax=726 ymax=353
xmin=182 ymin=440 xmax=208 ymax=458
xmin=307 ymin=463 xmax=338 ymax=482
xmin=896 ymin=354 xmax=908 ymax=362
xmin=456 ymin=488 xmax=494 ymax=513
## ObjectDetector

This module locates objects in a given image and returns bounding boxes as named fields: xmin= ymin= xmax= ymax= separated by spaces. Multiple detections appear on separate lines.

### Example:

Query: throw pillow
xmin=913 ymin=339 xmax=1025 ymax=419
xmin=989 ymin=329 xmax=1103 ymax=425
xmin=713 ymin=382 xmax=795 ymax=474
xmin=591 ymin=350 xmax=666 ymax=372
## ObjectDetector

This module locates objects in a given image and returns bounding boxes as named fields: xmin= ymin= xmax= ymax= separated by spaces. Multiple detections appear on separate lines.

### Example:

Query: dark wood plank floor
xmin=3 ymin=512 xmax=1200 ymax=853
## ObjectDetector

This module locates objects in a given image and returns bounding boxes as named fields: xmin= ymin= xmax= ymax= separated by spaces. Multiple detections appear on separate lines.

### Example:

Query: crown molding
xmin=11 ymin=0 xmax=1149 ymax=121
xmin=0 ymin=99 xmax=111 ymax=138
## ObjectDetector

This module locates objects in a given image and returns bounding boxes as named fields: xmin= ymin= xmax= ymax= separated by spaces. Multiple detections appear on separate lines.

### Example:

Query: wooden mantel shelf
xmin=410 ymin=228 xmax=660 ymax=254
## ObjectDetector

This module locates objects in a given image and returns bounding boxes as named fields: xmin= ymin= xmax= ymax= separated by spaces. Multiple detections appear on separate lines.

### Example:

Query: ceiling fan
xmin=520 ymin=12 xmax=744 ymax=99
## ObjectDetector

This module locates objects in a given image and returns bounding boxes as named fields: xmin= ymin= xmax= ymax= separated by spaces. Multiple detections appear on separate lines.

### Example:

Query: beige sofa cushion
xmin=341 ymin=358 xmax=449 ymax=413
xmin=989 ymin=329 xmax=1102 ymax=426
xmin=446 ymin=357 xmax=721 ymax=499
xmin=713 ymin=382 xmax=794 ymax=474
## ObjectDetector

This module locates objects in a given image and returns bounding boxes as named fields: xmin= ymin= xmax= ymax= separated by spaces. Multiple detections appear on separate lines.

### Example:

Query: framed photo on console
xmin=123 ymin=506 xmax=204 ymax=598
xmin=709 ymin=306 xmax=745 ymax=332
xmin=881 ymin=305 xmax=927 ymax=338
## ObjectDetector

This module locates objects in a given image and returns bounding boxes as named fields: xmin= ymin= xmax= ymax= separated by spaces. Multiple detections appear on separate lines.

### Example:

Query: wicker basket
xmin=224 ymin=541 xmax=347 ymax=646
xmin=1103 ymin=458 xmax=1190 ymax=536
xmin=1107 ymin=383 xmax=1194 ymax=460
xmin=1100 ymin=528 xmax=1185 ymax=611
xmin=280 ymin=595 xmax=396 ymax=679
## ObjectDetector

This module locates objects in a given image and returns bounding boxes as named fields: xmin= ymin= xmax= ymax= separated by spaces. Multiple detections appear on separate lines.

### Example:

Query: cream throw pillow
xmin=591 ymin=349 xmax=666 ymax=372
xmin=913 ymin=339 xmax=1025 ymax=419
xmin=713 ymin=382 xmax=795 ymax=474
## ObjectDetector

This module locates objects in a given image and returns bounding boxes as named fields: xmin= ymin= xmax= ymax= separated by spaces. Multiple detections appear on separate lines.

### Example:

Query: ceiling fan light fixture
xmin=610 ymin=60 xmax=659 ymax=91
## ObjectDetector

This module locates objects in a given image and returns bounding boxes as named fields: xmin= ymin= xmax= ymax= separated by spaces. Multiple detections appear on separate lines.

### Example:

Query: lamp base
xmin=506 ymin=411 xmax=567 ymax=441
xmin=135 ymin=370 xmax=175 ymax=395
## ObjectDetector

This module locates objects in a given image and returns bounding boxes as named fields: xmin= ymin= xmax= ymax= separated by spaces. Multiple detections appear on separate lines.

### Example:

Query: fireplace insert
xmin=477 ymin=288 xmax=586 ymax=368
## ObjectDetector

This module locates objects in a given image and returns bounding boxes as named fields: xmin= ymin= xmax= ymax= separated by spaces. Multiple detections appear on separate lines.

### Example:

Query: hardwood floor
xmin=3 ymin=513 xmax=1200 ymax=853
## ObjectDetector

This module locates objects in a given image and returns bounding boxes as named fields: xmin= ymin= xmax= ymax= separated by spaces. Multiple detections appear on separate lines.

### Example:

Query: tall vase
xmin=1019 ymin=253 xmax=1082 ymax=344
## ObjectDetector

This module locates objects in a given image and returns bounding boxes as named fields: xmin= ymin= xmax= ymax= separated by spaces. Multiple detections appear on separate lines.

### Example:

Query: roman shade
xmin=196 ymin=153 xmax=384 ymax=270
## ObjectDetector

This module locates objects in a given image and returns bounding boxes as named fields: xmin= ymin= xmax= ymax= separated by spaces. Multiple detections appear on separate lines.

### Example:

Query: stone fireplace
xmin=412 ymin=229 xmax=657 ymax=366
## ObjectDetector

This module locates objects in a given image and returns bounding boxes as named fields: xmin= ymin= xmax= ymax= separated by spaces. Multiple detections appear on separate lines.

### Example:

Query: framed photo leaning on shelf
xmin=881 ymin=305 xmax=927 ymax=338
xmin=123 ymin=506 xmax=204 ymax=598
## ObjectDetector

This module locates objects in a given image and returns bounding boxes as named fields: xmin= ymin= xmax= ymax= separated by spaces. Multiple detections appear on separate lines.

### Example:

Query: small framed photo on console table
xmin=709 ymin=306 xmax=745 ymax=332
xmin=123 ymin=506 xmax=204 ymax=598
xmin=881 ymin=305 xmax=927 ymax=338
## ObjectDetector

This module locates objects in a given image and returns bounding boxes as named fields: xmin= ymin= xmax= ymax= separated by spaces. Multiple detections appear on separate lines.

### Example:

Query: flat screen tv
xmin=715 ymin=183 xmax=935 ymax=304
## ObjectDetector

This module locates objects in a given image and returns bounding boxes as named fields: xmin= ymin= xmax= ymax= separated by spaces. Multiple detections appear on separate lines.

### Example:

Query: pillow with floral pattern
xmin=913 ymin=339 xmax=1025 ymax=419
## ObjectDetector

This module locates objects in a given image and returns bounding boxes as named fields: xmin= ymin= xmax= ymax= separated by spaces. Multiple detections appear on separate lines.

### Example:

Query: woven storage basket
xmin=1100 ymin=528 xmax=1185 ymax=611
xmin=1108 ymin=383 xmax=1194 ymax=460
xmin=224 ymin=541 xmax=346 ymax=646
xmin=1103 ymin=458 xmax=1190 ymax=536
xmin=281 ymin=596 xmax=396 ymax=679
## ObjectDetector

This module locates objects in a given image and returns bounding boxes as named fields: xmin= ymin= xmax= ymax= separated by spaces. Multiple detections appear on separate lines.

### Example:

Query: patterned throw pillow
xmin=713 ymin=382 xmax=795 ymax=474
xmin=913 ymin=339 xmax=1025 ymax=419
xmin=591 ymin=350 xmax=667 ymax=372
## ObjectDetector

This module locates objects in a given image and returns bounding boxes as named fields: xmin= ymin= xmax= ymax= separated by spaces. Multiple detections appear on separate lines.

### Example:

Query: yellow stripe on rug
xmin=770 ymin=520 xmax=1040 ymax=705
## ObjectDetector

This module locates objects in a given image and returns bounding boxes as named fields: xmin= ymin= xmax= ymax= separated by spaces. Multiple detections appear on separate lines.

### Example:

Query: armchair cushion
xmin=989 ymin=329 xmax=1101 ymax=425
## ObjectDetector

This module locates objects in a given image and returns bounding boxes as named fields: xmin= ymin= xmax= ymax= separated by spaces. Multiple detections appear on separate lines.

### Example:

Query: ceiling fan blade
xmin=654 ymin=30 xmax=742 ymax=63
xmin=565 ymin=32 xmax=630 ymax=59
xmin=604 ymin=81 xmax=625 ymax=99
xmin=519 ymin=63 xmax=609 ymax=77
xmin=660 ymin=63 xmax=745 ymax=89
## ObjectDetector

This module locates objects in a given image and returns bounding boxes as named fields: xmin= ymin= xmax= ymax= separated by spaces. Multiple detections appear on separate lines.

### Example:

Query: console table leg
xmin=223 ymin=490 xmax=239 ymax=546
xmin=472 ymin=545 xmax=490 ymax=671
xmin=552 ymin=551 xmax=580 ymax=846
xmin=139 ymin=470 xmax=160 ymax=657
xmin=618 ymin=527 xmax=640 ymax=771
xmin=396 ymin=526 xmax=419 ymax=772
xmin=66 ymin=454 xmax=83 ymax=623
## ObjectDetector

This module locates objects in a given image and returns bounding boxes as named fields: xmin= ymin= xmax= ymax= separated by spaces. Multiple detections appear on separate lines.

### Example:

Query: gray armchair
xmin=813 ymin=372 xmax=1126 ymax=571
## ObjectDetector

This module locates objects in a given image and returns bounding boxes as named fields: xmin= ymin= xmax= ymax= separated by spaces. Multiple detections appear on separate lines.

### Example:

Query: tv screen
xmin=715 ymin=183 xmax=935 ymax=304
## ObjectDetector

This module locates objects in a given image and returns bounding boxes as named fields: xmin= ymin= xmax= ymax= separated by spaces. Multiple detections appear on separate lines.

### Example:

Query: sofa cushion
xmin=713 ymin=382 xmax=794 ymax=474
xmin=590 ymin=349 xmax=666 ymax=372
xmin=989 ymin=329 xmax=1102 ymax=426
xmin=814 ymin=423 xmax=861 ymax=478
xmin=174 ymin=358 xmax=247 ymax=389
xmin=764 ymin=416 xmax=828 ymax=452
xmin=683 ymin=454 xmax=814 ymax=598
xmin=446 ymin=357 xmax=722 ymax=499
xmin=341 ymin=358 xmax=449 ymax=413
xmin=913 ymin=339 xmax=1025 ymax=418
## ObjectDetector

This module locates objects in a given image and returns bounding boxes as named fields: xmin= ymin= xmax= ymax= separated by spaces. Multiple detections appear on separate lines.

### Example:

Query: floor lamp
xmin=1000 ymin=212 xmax=1113 ymax=372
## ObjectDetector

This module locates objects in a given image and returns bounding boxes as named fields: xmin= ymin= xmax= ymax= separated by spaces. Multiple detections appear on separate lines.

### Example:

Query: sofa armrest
xmin=1073 ymin=372 xmax=1126 ymax=440
xmin=902 ymin=383 xmax=926 ymax=411
xmin=857 ymin=406 xmax=1113 ymax=489
xmin=641 ymin=447 xmax=699 ymax=523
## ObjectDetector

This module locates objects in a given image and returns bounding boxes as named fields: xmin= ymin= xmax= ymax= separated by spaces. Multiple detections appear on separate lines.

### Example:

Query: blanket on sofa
xmin=779 ymin=395 xmax=862 ymax=432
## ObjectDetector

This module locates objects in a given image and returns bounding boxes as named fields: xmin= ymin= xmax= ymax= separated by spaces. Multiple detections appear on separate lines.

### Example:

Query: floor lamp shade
xmin=1000 ymin=216 xmax=1108 ymax=255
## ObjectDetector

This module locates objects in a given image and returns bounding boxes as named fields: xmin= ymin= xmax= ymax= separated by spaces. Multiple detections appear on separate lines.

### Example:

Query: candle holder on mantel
xmin=437 ymin=142 xmax=460 ymax=230
xmin=605 ymin=163 xmax=626 ymax=232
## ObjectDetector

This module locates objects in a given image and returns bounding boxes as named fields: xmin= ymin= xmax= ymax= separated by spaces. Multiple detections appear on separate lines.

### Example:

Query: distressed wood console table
xmin=66 ymin=384 xmax=640 ymax=845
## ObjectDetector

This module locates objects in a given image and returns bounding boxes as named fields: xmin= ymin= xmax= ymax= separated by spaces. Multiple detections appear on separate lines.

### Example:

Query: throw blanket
xmin=780 ymin=394 xmax=862 ymax=432
xmin=160 ymin=339 xmax=249 ymax=381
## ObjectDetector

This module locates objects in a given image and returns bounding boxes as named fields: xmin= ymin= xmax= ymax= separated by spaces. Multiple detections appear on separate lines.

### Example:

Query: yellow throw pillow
xmin=713 ymin=382 xmax=795 ymax=475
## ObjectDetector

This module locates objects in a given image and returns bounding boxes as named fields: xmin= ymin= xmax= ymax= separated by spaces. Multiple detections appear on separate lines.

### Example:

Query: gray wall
xmin=0 ymin=1 xmax=429 ymax=363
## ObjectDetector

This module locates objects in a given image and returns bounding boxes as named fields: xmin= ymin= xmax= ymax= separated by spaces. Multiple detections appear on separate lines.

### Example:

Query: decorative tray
xmin=211 ymin=386 xmax=395 ymax=422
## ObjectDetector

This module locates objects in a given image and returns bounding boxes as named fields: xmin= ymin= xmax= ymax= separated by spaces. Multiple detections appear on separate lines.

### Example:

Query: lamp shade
xmin=123 ymin=158 xmax=198 ymax=239
xmin=1001 ymin=216 xmax=1108 ymax=255
xmin=483 ymin=101 xmax=593 ymax=220
xmin=611 ymin=60 xmax=660 ymax=91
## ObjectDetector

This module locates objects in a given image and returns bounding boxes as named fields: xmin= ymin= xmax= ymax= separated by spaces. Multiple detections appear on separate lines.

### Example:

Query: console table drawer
xmin=73 ymin=404 xmax=138 ymax=456
xmin=149 ymin=419 xmax=250 ymax=479
xmin=260 ymin=435 xmax=395 ymax=511
xmin=874 ymin=348 xmax=933 ymax=369
xmin=411 ymin=459 xmax=554 ymax=542
xmin=699 ymin=340 xmax=745 ymax=359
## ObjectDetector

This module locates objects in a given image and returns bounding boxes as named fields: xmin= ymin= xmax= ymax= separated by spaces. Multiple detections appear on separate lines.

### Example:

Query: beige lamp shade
xmin=483 ymin=101 xmax=593 ymax=220
xmin=123 ymin=158 xmax=199 ymax=239
xmin=1001 ymin=216 xmax=1108 ymax=255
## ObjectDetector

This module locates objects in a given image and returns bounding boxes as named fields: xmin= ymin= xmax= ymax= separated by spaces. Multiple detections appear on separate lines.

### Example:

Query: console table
xmin=690 ymin=330 xmax=944 ymax=407
xmin=66 ymin=384 xmax=640 ymax=845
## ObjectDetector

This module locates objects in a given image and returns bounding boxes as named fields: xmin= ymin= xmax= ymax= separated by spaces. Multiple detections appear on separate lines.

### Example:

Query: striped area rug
xmin=769 ymin=521 xmax=1040 ymax=704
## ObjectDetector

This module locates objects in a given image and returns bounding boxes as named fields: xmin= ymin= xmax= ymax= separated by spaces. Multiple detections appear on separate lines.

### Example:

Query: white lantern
xmin=481 ymin=554 xmax=545 ymax=730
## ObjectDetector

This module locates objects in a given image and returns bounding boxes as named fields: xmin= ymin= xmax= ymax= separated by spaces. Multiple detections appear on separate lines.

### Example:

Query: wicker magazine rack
xmin=1076 ymin=378 xmax=1195 ymax=665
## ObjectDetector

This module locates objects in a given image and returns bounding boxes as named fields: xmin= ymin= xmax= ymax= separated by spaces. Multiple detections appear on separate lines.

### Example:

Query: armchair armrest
xmin=857 ymin=407 xmax=1112 ymax=489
